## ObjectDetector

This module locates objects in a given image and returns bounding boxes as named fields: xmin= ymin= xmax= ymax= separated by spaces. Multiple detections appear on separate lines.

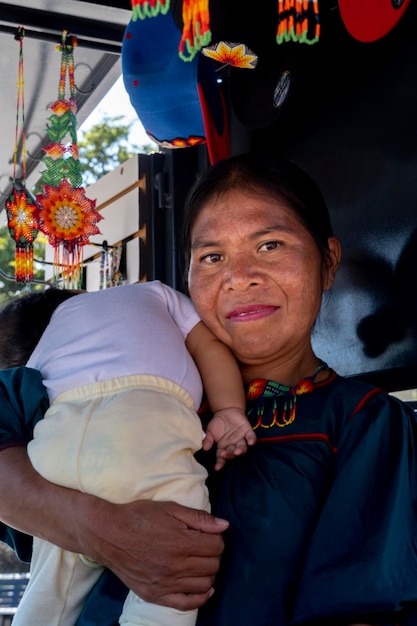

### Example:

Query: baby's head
xmin=0 ymin=288 xmax=80 ymax=368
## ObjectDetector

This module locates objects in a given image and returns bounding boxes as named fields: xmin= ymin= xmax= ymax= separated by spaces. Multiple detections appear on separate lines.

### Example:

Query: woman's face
xmin=188 ymin=189 xmax=340 ymax=369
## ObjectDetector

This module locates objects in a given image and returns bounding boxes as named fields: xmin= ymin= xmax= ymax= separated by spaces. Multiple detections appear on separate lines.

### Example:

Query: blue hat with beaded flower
xmin=122 ymin=8 xmax=229 ymax=162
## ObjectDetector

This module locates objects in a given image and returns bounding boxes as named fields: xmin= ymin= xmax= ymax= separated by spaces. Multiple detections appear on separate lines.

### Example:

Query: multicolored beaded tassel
xmin=247 ymin=361 xmax=328 ymax=428
xmin=99 ymin=241 xmax=124 ymax=289
xmin=131 ymin=0 xmax=170 ymax=20
xmin=179 ymin=0 xmax=211 ymax=61
xmin=277 ymin=0 xmax=320 ymax=45
xmin=5 ymin=27 xmax=40 ymax=283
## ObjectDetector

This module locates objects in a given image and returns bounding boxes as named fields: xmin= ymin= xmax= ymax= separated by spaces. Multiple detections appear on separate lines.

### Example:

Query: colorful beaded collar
xmin=247 ymin=361 xmax=329 ymax=429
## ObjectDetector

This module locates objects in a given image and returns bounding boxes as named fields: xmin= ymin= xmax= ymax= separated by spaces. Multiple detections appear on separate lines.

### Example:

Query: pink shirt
xmin=27 ymin=281 xmax=203 ymax=408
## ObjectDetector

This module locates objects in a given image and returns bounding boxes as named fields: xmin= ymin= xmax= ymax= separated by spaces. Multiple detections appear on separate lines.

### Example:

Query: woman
xmin=184 ymin=154 xmax=417 ymax=625
xmin=0 ymin=153 xmax=417 ymax=625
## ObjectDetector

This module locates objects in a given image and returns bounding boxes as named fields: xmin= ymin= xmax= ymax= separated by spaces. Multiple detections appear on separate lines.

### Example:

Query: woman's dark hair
xmin=0 ymin=288 xmax=79 ymax=368
xmin=182 ymin=152 xmax=334 ymax=280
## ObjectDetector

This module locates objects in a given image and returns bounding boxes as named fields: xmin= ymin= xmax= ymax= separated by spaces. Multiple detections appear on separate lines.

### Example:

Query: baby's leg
xmin=28 ymin=379 xmax=209 ymax=626
xmin=12 ymin=538 xmax=103 ymax=626
xmin=120 ymin=595 xmax=197 ymax=626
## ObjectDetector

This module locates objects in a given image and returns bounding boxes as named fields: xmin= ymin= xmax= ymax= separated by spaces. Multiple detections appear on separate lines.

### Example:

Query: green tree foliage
xmin=77 ymin=114 xmax=154 ymax=186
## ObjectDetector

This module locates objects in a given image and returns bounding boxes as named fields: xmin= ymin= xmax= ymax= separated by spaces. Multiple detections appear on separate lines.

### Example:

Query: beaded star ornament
xmin=202 ymin=42 xmax=258 ymax=69
xmin=5 ymin=27 xmax=40 ymax=283
xmin=36 ymin=31 xmax=103 ymax=288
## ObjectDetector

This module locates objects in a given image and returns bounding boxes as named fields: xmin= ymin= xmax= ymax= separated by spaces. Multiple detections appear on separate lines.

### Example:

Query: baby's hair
xmin=0 ymin=288 xmax=80 ymax=368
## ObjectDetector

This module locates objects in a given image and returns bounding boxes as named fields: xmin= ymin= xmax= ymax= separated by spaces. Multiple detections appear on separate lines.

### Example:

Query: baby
xmin=0 ymin=281 xmax=255 ymax=626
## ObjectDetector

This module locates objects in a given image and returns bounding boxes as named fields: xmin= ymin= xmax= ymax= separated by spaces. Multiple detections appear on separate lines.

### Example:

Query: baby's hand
xmin=203 ymin=408 xmax=257 ymax=470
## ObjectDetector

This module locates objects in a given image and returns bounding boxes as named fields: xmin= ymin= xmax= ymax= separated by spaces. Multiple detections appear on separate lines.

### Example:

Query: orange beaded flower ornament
xmin=36 ymin=30 xmax=102 ymax=287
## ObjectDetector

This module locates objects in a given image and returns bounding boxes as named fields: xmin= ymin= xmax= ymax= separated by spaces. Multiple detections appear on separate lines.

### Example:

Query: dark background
xmin=224 ymin=1 xmax=417 ymax=389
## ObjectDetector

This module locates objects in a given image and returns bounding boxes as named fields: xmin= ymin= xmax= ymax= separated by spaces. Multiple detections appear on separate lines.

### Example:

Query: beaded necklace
xmin=247 ymin=361 xmax=328 ymax=429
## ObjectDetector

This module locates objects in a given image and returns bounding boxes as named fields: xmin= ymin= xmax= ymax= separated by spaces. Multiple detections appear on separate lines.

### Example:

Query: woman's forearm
xmin=0 ymin=446 xmax=228 ymax=610
xmin=0 ymin=446 xmax=90 ymax=552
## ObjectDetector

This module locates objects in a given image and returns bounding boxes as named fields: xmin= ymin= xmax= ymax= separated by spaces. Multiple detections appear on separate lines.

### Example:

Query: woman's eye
xmin=260 ymin=240 xmax=281 ymax=252
xmin=200 ymin=252 xmax=222 ymax=264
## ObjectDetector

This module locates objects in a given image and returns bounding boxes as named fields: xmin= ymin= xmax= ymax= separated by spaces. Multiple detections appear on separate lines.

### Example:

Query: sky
xmin=79 ymin=75 xmax=157 ymax=149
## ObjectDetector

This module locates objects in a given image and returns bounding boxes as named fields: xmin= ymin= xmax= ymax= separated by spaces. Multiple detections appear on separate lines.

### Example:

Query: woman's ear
xmin=323 ymin=237 xmax=342 ymax=291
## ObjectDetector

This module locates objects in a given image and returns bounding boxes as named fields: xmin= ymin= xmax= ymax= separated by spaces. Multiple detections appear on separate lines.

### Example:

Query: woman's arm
xmin=0 ymin=446 xmax=228 ymax=610
xmin=0 ymin=366 xmax=228 ymax=609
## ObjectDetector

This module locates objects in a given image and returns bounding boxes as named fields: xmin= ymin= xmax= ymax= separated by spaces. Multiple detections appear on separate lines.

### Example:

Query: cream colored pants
xmin=14 ymin=375 xmax=210 ymax=626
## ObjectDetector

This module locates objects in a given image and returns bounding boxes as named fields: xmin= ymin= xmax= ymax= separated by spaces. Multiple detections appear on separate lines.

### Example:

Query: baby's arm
xmin=186 ymin=322 xmax=256 ymax=470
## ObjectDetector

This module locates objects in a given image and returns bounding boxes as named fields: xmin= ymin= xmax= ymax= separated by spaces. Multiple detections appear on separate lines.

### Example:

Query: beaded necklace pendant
xmin=247 ymin=361 xmax=328 ymax=429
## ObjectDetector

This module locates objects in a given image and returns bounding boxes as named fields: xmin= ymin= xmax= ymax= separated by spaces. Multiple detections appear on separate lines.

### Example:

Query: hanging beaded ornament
xmin=99 ymin=241 xmax=124 ymax=289
xmin=178 ymin=0 xmax=212 ymax=61
xmin=36 ymin=31 xmax=103 ymax=288
xmin=110 ymin=244 xmax=124 ymax=286
xmin=277 ymin=0 xmax=320 ymax=45
xmin=131 ymin=0 xmax=170 ymax=20
xmin=5 ymin=27 xmax=40 ymax=283
xmin=247 ymin=361 xmax=328 ymax=429
xmin=130 ymin=0 xmax=211 ymax=62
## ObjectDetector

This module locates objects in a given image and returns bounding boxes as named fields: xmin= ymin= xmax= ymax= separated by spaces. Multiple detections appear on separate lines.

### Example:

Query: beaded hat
xmin=230 ymin=43 xmax=298 ymax=130
xmin=122 ymin=9 xmax=229 ymax=162
xmin=122 ymin=11 xmax=206 ymax=148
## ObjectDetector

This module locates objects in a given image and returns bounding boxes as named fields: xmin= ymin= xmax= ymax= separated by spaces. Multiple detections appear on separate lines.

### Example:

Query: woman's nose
xmin=224 ymin=254 xmax=261 ymax=289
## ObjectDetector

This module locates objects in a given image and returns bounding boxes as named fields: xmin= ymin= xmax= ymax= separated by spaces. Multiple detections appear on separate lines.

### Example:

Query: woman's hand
xmin=0 ymin=447 xmax=228 ymax=611
xmin=80 ymin=498 xmax=229 ymax=610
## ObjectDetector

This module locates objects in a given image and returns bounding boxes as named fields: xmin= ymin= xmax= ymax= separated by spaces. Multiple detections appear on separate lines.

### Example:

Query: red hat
xmin=338 ymin=0 xmax=411 ymax=43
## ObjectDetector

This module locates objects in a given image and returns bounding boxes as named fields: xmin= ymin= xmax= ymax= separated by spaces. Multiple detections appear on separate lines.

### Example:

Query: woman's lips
xmin=227 ymin=305 xmax=278 ymax=322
